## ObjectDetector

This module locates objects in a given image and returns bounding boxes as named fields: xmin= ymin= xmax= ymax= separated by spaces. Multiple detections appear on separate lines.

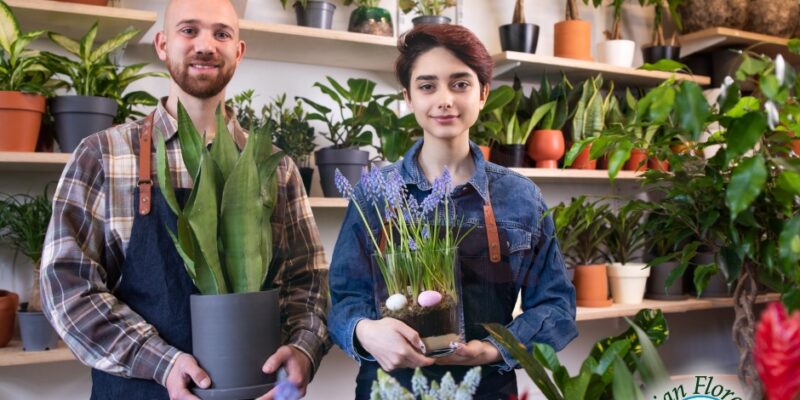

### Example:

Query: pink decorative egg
xmin=417 ymin=290 xmax=443 ymax=308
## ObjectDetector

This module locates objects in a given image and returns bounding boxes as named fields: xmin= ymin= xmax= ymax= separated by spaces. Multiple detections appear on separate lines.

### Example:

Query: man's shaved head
xmin=164 ymin=0 xmax=240 ymax=34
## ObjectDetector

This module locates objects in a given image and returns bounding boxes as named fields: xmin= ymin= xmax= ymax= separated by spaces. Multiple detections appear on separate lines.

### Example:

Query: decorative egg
xmin=417 ymin=290 xmax=443 ymax=308
xmin=386 ymin=293 xmax=407 ymax=311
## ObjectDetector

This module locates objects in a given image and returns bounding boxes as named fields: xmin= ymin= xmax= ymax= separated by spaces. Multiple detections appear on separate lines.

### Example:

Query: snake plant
xmin=156 ymin=103 xmax=284 ymax=295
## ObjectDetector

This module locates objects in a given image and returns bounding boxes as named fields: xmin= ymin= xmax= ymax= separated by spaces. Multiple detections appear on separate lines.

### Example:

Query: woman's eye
xmin=418 ymin=83 xmax=434 ymax=91
xmin=453 ymin=81 xmax=470 ymax=90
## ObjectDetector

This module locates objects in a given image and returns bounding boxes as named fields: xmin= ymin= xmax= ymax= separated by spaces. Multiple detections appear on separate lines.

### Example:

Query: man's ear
xmin=402 ymin=88 xmax=413 ymax=112
xmin=154 ymin=31 xmax=168 ymax=62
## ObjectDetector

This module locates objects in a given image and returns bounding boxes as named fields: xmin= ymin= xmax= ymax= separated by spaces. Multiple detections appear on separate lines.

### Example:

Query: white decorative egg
xmin=385 ymin=293 xmax=407 ymax=311
xmin=417 ymin=290 xmax=443 ymax=308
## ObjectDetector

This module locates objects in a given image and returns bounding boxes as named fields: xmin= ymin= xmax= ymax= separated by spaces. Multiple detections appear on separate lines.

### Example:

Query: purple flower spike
xmin=422 ymin=225 xmax=430 ymax=240
xmin=409 ymin=238 xmax=418 ymax=251
xmin=386 ymin=170 xmax=405 ymax=209
xmin=274 ymin=380 xmax=301 ymax=400
xmin=335 ymin=169 xmax=353 ymax=198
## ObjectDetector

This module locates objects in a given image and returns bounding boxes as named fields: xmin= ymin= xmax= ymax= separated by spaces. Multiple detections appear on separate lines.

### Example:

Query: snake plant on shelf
xmin=156 ymin=102 xmax=284 ymax=295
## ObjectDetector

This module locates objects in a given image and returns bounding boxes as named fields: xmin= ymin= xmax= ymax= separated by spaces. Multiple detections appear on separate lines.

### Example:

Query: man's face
xmin=155 ymin=0 xmax=245 ymax=99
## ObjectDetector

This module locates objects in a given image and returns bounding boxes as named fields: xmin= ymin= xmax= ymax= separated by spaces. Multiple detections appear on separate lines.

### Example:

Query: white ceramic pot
xmin=607 ymin=262 xmax=651 ymax=304
xmin=597 ymin=40 xmax=636 ymax=68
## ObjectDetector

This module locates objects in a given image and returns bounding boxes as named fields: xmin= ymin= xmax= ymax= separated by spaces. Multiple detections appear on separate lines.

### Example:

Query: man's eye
xmin=181 ymin=28 xmax=196 ymax=35
xmin=216 ymin=31 xmax=231 ymax=39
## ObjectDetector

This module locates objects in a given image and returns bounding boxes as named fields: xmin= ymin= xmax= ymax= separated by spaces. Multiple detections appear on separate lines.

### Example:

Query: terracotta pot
xmin=573 ymin=264 xmax=613 ymax=307
xmin=56 ymin=0 xmax=109 ymax=5
xmin=0 ymin=290 xmax=19 ymax=348
xmin=527 ymin=129 xmax=565 ymax=168
xmin=569 ymin=142 xmax=596 ymax=170
xmin=624 ymin=148 xmax=648 ymax=172
xmin=0 ymin=91 xmax=46 ymax=152
xmin=648 ymin=156 xmax=670 ymax=171
xmin=478 ymin=145 xmax=491 ymax=161
xmin=554 ymin=20 xmax=592 ymax=61
xmin=792 ymin=139 xmax=800 ymax=156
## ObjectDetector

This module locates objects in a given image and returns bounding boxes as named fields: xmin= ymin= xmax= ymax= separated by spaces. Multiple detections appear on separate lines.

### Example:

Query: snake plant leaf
xmin=80 ymin=22 xmax=98 ymax=63
xmin=184 ymin=150 xmax=227 ymax=295
xmin=210 ymin=103 xmax=240 ymax=181
xmin=483 ymin=86 xmax=515 ymax=113
xmin=221 ymin=133 xmax=264 ymax=293
xmin=484 ymin=323 xmax=564 ymax=400
xmin=47 ymin=32 xmax=81 ymax=58
xmin=156 ymin=127 xmax=181 ymax=216
xmin=0 ymin=0 xmax=20 ymax=54
xmin=89 ymin=27 xmax=138 ymax=64
xmin=166 ymin=216 xmax=196 ymax=281
xmin=176 ymin=102 xmax=202 ymax=180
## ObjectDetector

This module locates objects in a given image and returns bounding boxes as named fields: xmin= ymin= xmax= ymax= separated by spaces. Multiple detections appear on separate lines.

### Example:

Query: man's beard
xmin=167 ymin=55 xmax=235 ymax=99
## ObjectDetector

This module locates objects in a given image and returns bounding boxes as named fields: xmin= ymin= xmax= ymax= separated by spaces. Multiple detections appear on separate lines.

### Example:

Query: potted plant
xmin=638 ymin=0 xmax=683 ymax=63
xmin=603 ymin=201 xmax=650 ymax=305
xmin=525 ymin=75 xmax=574 ymax=168
xmin=486 ymin=308 xmax=671 ymax=399
xmin=105 ymin=63 xmax=168 ymax=124
xmin=335 ymin=166 xmax=471 ymax=355
xmin=554 ymin=0 xmax=600 ymax=60
xmin=155 ymin=104 xmax=285 ymax=399
xmin=44 ymin=23 xmax=139 ymax=152
xmin=643 ymin=207 xmax=688 ymax=300
xmin=369 ymin=93 xmax=420 ymax=166
xmin=499 ymin=0 xmax=540 ymax=54
xmin=343 ymin=0 xmax=393 ymax=36
xmin=399 ymin=0 xmax=457 ymax=25
xmin=282 ymin=0 xmax=337 ymax=29
xmin=563 ymin=75 xmax=617 ymax=170
xmin=0 ymin=190 xmax=59 ymax=351
xmin=548 ymin=196 xmax=612 ymax=307
xmin=0 ymin=1 xmax=64 ymax=152
xmin=298 ymin=76 xmax=376 ymax=198
xmin=597 ymin=0 xmax=636 ymax=67
xmin=488 ymin=80 xmax=557 ymax=168
xmin=268 ymin=94 xmax=318 ymax=194
xmin=470 ymin=85 xmax=515 ymax=161
xmin=0 ymin=199 xmax=18 ymax=348
xmin=227 ymin=89 xmax=266 ymax=131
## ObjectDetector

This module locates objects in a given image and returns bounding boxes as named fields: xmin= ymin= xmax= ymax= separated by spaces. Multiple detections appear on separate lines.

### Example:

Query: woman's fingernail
xmin=419 ymin=341 xmax=426 ymax=354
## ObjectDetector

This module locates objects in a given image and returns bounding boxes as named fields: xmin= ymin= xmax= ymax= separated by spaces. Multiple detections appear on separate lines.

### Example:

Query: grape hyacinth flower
xmin=274 ymin=369 xmax=301 ymax=400
xmin=334 ymin=169 xmax=354 ymax=198
xmin=408 ymin=238 xmax=417 ymax=251
xmin=421 ymin=167 xmax=451 ymax=215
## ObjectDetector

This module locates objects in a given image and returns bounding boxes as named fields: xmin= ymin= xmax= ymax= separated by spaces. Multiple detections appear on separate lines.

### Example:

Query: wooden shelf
xmin=308 ymin=197 xmax=348 ymax=208
xmin=236 ymin=20 xmax=397 ymax=72
xmin=493 ymin=51 xmax=711 ymax=87
xmin=6 ymin=0 xmax=156 ymax=42
xmin=679 ymin=27 xmax=798 ymax=62
xmin=0 ymin=152 xmax=71 ymax=173
xmin=1 ymin=293 xmax=780 ymax=367
xmin=0 ymin=339 xmax=74 ymax=367
xmin=510 ymin=168 xmax=642 ymax=183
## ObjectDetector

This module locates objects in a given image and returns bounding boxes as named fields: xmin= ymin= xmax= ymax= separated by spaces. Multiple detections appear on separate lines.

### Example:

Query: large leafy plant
xmin=0 ymin=1 xmax=63 ymax=95
xmin=470 ymin=85 xmax=515 ymax=147
xmin=44 ymin=22 xmax=139 ymax=97
xmin=0 ymin=189 xmax=52 ymax=312
xmin=547 ymin=196 xmax=611 ymax=267
xmin=370 ymin=93 xmax=420 ymax=163
xmin=485 ymin=308 xmax=669 ymax=400
xmin=105 ymin=63 xmax=167 ymax=124
xmin=398 ymin=0 xmax=456 ymax=16
xmin=299 ymin=76 xmax=377 ymax=149
xmin=569 ymin=75 xmax=617 ymax=144
xmin=155 ymin=103 xmax=284 ymax=295
xmin=520 ymin=75 xmax=574 ymax=132
xmin=267 ymin=94 xmax=317 ymax=167
xmin=227 ymin=89 xmax=265 ymax=130
xmin=488 ymin=79 xmax=556 ymax=145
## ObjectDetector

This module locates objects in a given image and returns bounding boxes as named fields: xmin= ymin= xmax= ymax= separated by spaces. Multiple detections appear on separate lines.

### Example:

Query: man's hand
xmin=165 ymin=353 xmax=210 ymax=400
xmin=355 ymin=318 xmax=435 ymax=372
xmin=434 ymin=340 xmax=502 ymax=366
xmin=257 ymin=345 xmax=312 ymax=400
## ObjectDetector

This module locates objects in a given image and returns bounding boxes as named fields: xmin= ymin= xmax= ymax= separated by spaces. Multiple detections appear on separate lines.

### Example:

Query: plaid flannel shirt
xmin=40 ymin=100 xmax=330 ymax=386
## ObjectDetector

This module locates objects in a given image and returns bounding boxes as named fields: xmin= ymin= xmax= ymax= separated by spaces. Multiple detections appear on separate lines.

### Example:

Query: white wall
xmin=0 ymin=1 xmax=746 ymax=399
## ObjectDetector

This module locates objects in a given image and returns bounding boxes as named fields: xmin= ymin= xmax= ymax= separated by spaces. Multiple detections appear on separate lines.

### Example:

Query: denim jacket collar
xmin=399 ymin=139 xmax=490 ymax=204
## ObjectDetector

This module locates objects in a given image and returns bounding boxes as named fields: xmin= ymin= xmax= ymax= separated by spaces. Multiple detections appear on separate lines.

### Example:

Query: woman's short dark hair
xmin=395 ymin=24 xmax=493 ymax=93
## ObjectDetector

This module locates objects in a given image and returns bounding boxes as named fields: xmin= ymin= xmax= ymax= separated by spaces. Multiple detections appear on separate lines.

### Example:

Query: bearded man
xmin=39 ymin=1 xmax=330 ymax=399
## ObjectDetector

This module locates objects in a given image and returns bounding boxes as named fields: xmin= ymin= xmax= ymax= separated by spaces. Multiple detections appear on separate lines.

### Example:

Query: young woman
xmin=328 ymin=24 xmax=577 ymax=399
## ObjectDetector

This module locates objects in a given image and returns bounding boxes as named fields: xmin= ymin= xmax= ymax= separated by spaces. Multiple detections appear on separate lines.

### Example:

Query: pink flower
xmin=755 ymin=302 xmax=800 ymax=400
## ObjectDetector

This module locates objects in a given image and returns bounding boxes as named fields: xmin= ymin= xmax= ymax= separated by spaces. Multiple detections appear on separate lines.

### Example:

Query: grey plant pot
xmin=690 ymin=252 xmax=732 ymax=298
xmin=412 ymin=15 xmax=451 ymax=26
xmin=17 ymin=311 xmax=59 ymax=351
xmin=315 ymin=147 xmax=369 ymax=198
xmin=190 ymin=289 xmax=281 ymax=400
xmin=51 ymin=96 xmax=118 ymax=153
xmin=294 ymin=1 xmax=336 ymax=29
xmin=646 ymin=261 xmax=688 ymax=300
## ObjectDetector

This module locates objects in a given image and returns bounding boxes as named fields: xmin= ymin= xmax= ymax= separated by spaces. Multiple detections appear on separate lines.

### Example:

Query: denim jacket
xmin=328 ymin=139 xmax=578 ymax=372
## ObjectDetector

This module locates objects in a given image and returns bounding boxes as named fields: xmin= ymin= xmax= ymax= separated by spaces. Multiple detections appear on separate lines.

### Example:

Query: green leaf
xmin=347 ymin=77 xmax=376 ymax=103
xmin=176 ymin=102 xmax=203 ymax=179
xmin=483 ymin=86 xmax=515 ymax=112
xmin=779 ymin=216 xmax=800 ymax=267
xmin=607 ymin=140 xmax=633 ymax=181
xmin=724 ymin=96 xmax=760 ymax=118
xmin=777 ymin=170 xmax=800 ymax=195
xmin=612 ymin=357 xmax=643 ymax=400
xmin=209 ymin=104 xmax=240 ymax=181
xmin=694 ymin=263 xmax=718 ymax=295
xmin=790 ymin=38 xmax=800 ymax=55
xmin=80 ymin=22 xmax=98 ymax=62
xmin=639 ymin=59 xmax=686 ymax=72
xmin=89 ymin=28 xmax=138 ymax=64
xmin=726 ymin=155 xmax=767 ymax=219
xmin=675 ymin=81 xmax=709 ymax=139
xmin=155 ymin=126 xmax=181 ymax=216
xmin=0 ymin=0 xmax=20 ymax=54
xmin=646 ymin=85 xmax=676 ymax=124
xmin=625 ymin=317 xmax=670 ymax=387
xmin=737 ymin=55 xmax=768 ymax=80
xmin=725 ymin=112 xmax=767 ymax=162
xmin=48 ymin=32 xmax=81 ymax=57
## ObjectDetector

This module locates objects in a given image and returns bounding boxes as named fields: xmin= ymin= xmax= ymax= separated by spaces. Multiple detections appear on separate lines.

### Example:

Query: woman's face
xmin=403 ymin=47 xmax=489 ymax=143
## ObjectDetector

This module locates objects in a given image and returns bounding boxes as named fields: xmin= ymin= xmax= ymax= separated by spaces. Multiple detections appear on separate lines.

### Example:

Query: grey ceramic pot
xmin=294 ymin=1 xmax=336 ymax=29
xmin=412 ymin=15 xmax=451 ymax=26
xmin=646 ymin=260 xmax=688 ymax=300
xmin=315 ymin=147 xmax=369 ymax=198
xmin=51 ymin=96 xmax=117 ymax=153
xmin=190 ymin=289 xmax=281 ymax=400
xmin=17 ymin=311 xmax=59 ymax=351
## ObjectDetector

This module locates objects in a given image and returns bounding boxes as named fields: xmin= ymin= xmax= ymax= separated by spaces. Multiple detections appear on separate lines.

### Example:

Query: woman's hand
xmin=434 ymin=340 xmax=502 ymax=366
xmin=355 ymin=318 xmax=435 ymax=372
